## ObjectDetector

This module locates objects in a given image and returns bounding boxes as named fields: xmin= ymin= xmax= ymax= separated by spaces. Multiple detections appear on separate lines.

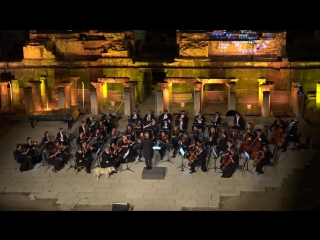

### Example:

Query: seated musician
xmin=42 ymin=132 xmax=55 ymax=150
xmin=125 ymin=125 xmax=136 ymax=141
xmin=129 ymin=109 xmax=140 ymax=124
xmin=89 ymin=129 xmax=105 ymax=147
xmin=101 ymin=146 xmax=120 ymax=173
xmin=76 ymin=132 xmax=89 ymax=146
xmin=75 ymin=146 xmax=91 ymax=173
xmin=24 ymin=137 xmax=37 ymax=160
xmin=110 ymin=128 xmax=119 ymax=145
xmin=253 ymin=129 xmax=269 ymax=150
xmin=143 ymin=110 xmax=154 ymax=124
xmin=191 ymin=125 xmax=203 ymax=144
xmin=56 ymin=128 xmax=68 ymax=146
xmin=133 ymin=119 xmax=143 ymax=136
xmin=79 ymin=121 xmax=88 ymax=135
xmin=281 ymin=120 xmax=299 ymax=152
xmin=81 ymin=141 xmax=97 ymax=162
xmin=161 ymin=119 xmax=171 ymax=132
xmin=172 ymin=127 xmax=183 ymax=149
xmin=244 ymin=123 xmax=254 ymax=134
xmin=150 ymin=118 xmax=159 ymax=142
xmin=211 ymin=112 xmax=222 ymax=129
xmin=220 ymin=145 xmax=239 ymax=178
xmin=14 ymin=144 xmax=34 ymax=171
xmin=269 ymin=116 xmax=285 ymax=132
xmin=86 ymin=113 xmax=97 ymax=133
xmin=255 ymin=145 xmax=274 ymax=175
xmin=158 ymin=109 xmax=172 ymax=124
xmin=101 ymin=110 xmax=115 ymax=134
xmin=231 ymin=112 xmax=245 ymax=131
xmin=175 ymin=110 xmax=188 ymax=125
xmin=176 ymin=117 xmax=187 ymax=132
xmin=47 ymin=146 xmax=64 ymax=172
xmin=171 ymin=133 xmax=190 ymax=158
xmin=193 ymin=111 xmax=205 ymax=132
xmin=97 ymin=120 xmax=107 ymax=137
xmin=119 ymin=135 xmax=136 ymax=163
xmin=189 ymin=145 xmax=207 ymax=174
xmin=208 ymin=127 xmax=218 ymax=146
xmin=159 ymin=131 xmax=170 ymax=160
xmin=216 ymin=132 xmax=228 ymax=154
xmin=54 ymin=141 xmax=69 ymax=164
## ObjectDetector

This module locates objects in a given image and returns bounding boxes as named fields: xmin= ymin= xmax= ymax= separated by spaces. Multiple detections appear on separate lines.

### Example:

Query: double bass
xmin=270 ymin=124 xmax=283 ymax=146
xmin=276 ymin=120 xmax=297 ymax=149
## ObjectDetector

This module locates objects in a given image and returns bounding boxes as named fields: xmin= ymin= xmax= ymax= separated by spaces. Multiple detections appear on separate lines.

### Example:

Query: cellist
xmin=254 ymin=145 xmax=273 ymax=175
xmin=269 ymin=116 xmax=285 ymax=132
xmin=220 ymin=146 xmax=239 ymax=178
xmin=281 ymin=120 xmax=299 ymax=152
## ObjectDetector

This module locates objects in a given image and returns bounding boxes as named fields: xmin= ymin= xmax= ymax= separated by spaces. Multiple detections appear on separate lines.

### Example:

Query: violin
xmin=112 ymin=145 xmax=122 ymax=154
xmin=162 ymin=135 xmax=169 ymax=143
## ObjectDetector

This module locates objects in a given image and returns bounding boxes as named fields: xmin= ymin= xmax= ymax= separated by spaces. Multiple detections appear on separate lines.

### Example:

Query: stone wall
xmin=204 ymin=91 xmax=228 ymax=102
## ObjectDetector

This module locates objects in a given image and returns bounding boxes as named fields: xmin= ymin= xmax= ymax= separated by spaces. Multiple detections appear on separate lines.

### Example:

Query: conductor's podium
xmin=142 ymin=167 xmax=166 ymax=180
xmin=29 ymin=108 xmax=80 ymax=130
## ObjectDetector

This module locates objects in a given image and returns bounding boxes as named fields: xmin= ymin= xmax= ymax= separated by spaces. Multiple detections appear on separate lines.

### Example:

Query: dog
xmin=93 ymin=167 xmax=116 ymax=180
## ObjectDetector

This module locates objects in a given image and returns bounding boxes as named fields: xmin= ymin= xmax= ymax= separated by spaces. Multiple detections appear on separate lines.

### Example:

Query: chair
xmin=13 ymin=151 xmax=21 ymax=170
xmin=263 ymin=144 xmax=279 ymax=174
xmin=41 ymin=150 xmax=56 ymax=172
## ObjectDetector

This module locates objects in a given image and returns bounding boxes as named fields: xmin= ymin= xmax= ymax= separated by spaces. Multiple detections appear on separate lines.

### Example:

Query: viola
xmin=162 ymin=135 xmax=169 ymax=142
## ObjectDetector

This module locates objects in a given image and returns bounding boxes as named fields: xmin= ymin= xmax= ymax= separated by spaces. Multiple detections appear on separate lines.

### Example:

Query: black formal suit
xmin=172 ymin=136 xmax=190 ymax=157
xmin=79 ymin=125 xmax=87 ymax=135
xmin=101 ymin=151 xmax=120 ymax=169
xmin=194 ymin=115 xmax=205 ymax=125
xmin=143 ymin=114 xmax=154 ymax=122
xmin=161 ymin=122 xmax=171 ymax=131
xmin=211 ymin=116 xmax=222 ymax=127
xmin=75 ymin=151 xmax=91 ymax=173
xmin=14 ymin=150 xmax=34 ymax=172
xmin=129 ymin=113 xmax=140 ymax=123
xmin=140 ymin=137 xmax=154 ymax=168
xmin=208 ymin=132 xmax=218 ymax=146
xmin=175 ymin=114 xmax=188 ymax=125
xmin=177 ymin=121 xmax=187 ymax=131
xmin=159 ymin=113 xmax=172 ymax=123
xmin=252 ymin=133 xmax=269 ymax=150
xmin=190 ymin=150 xmax=207 ymax=172
xmin=217 ymin=138 xmax=228 ymax=153
xmin=269 ymin=119 xmax=285 ymax=131
xmin=232 ymin=116 xmax=245 ymax=130
xmin=76 ymin=137 xmax=85 ymax=146
xmin=281 ymin=123 xmax=298 ymax=151
xmin=86 ymin=117 xmax=95 ymax=126
xmin=221 ymin=154 xmax=239 ymax=178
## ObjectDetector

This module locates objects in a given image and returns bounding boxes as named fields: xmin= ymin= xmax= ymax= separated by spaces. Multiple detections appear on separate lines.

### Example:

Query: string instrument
xmin=187 ymin=149 xmax=199 ymax=166
xmin=174 ymin=128 xmax=181 ymax=136
xmin=178 ymin=135 xmax=188 ymax=145
xmin=276 ymin=120 xmax=297 ymax=149
xmin=220 ymin=149 xmax=231 ymax=164
xmin=220 ymin=156 xmax=232 ymax=171
xmin=270 ymin=124 xmax=283 ymax=146
xmin=192 ymin=130 xmax=198 ymax=139
xmin=240 ymin=130 xmax=254 ymax=153
xmin=112 ymin=145 xmax=122 ymax=154
xmin=123 ymin=138 xmax=135 ymax=146
xmin=246 ymin=135 xmax=262 ymax=160
xmin=253 ymin=151 xmax=264 ymax=167
xmin=162 ymin=135 xmax=169 ymax=143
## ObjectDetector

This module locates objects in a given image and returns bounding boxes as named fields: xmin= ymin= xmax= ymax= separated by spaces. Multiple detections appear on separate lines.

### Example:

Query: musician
xmin=158 ymin=109 xmax=172 ymax=124
xmin=140 ymin=132 xmax=155 ymax=170
xmin=86 ymin=113 xmax=96 ymax=133
xmin=110 ymin=128 xmax=119 ymax=145
xmin=244 ymin=123 xmax=254 ymax=134
xmin=269 ymin=116 xmax=285 ymax=131
xmin=193 ymin=111 xmax=205 ymax=132
xmin=97 ymin=120 xmax=107 ymax=137
xmin=253 ymin=129 xmax=269 ymax=150
xmin=89 ymin=129 xmax=105 ymax=147
xmin=143 ymin=110 xmax=154 ymax=124
xmin=133 ymin=119 xmax=143 ymax=136
xmin=47 ymin=146 xmax=64 ymax=172
xmin=208 ymin=126 xmax=218 ymax=146
xmin=191 ymin=125 xmax=203 ymax=144
xmin=101 ymin=146 xmax=120 ymax=172
xmin=25 ymin=137 xmax=37 ymax=158
xmin=150 ymin=118 xmax=159 ymax=141
xmin=101 ymin=110 xmax=115 ymax=134
xmin=76 ymin=132 xmax=88 ymax=146
xmin=231 ymin=112 xmax=245 ymax=131
xmin=56 ymin=128 xmax=68 ymax=146
xmin=81 ymin=141 xmax=96 ymax=162
xmin=54 ymin=141 xmax=69 ymax=164
xmin=281 ymin=120 xmax=298 ymax=152
xmin=175 ymin=110 xmax=188 ymax=125
xmin=75 ymin=146 xmax=91 ymax=173
xmin=221 ymin=146 xmax=239 ymax=178
xmin=189 ymin=145 xmax=207 ymax=174
xmin=125 ymin=125 xmax=136 ymax=141
xmin=176 ymin=117 xmax=187 ymax=132
xmin=217 ymin=132 xmax=228 ymax=154
xmin=129 ymin=109 xmax=140 ymax=124
xmin=110 ymin=142 xmax=123 ymax=157
xmin=255 ymin=145 xmax=274 ymax=175
xmin=171 ymin=133 xmax=190 ymax=158
xmin=120 ymin=135 xmax=136 ymax=163
xmin=211 ymin=112 xmax=222 ymax=129
xmin=78 ymin=121 xmax=88 ymax=135
xmin=42 ymin=132 xmax=55 ymax=149
xmin=14 ymin=144 xmax=34 ymax=171
xmin=159 ymin=131 xmax=170 ymax=160
xmin=135 ymin=132 xmax=145 ymax=160
xmin=161 ymin=119 xmax=171 ymax=132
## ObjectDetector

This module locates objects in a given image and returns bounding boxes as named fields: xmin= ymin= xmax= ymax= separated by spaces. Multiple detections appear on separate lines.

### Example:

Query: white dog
xmin=93 ymin=167 xmax=116 ymax=180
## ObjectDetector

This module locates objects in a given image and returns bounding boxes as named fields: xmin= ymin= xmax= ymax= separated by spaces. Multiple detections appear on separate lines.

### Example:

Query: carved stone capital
xmin=194 ymin=82 xmax=202 ymax=91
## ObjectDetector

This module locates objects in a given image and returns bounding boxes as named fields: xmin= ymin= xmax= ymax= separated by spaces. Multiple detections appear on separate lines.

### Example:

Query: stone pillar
xmin=91 ymin=82 xmax=103 ymax=113
xmin=70 ymin=77 xmax=80 ymax=106
xmin=130 ymin=84 xmax=136 ymax=111
xmin=39 ymin=76 xmax=48 ymax=107
xmin=194 ymin=82 xmax=202 ymax=115
xmin=290 ymin=81 xmax=299 ymax=108
xmin=0 ymin=81 xmax=10 ymax=112
xmin=155 ymin=87 xmax=163 ymax=116
xmin=161 ymin=83 xmax=170 ymax=111
xmin=169 ymin=82 xmax=173 ymax=107
xmin=57 ymin=81 xmax=73 ymax=108
xmin=294 ymin=92 xmax=304 ymax=118
xmin=89 ymin=87 xmax=98 ymax=115
xmin=260 ymin=84 xmax=271 ymax=107
xmin=11 ymin=79 xmax=21 ymax=107
xmin=27 ymin=81 xmax=42 ymax=111
xmin=124 ymin=82 xmax=135 ymax=113
xmin=124 ymin=87 xmax=131 ymax=116
xmin=57 ymin=87 xmax=65 ymax=109
xmin=262 ymin=91 xmax=270 ymax=117
xmin=257 ymin=78 xmax=267 ymax=107
xmin=226 ymin=82 xmax=236 ymax=110
xmin=23 ymin=86 xmax=33 ymax=114
xmin=316 ymin=82 xmax=320 ymax=109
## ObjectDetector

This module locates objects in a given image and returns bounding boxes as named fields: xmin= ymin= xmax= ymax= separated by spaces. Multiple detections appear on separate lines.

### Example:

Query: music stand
xmin=121 ymin=149 xmax=134 ymax=173
xmin=208 ymin=147 xmax=220 ymax=172
xmin=242 ymin=151 xmax=253 ymax=174
xmin=177 ymin=147 xmax=187 ymax=171
xmin=161 ymin=144 xmax=174 ymax=164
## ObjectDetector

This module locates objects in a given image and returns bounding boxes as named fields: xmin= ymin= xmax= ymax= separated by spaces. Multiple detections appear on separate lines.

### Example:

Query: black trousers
xmin=190 ymin=160 xmax=207 ymax=172
xmin=255 ymin=158 xmax=270 ymax=172
xmin=48 ymin=158 xmax=63 ymax=171
xmin=77 ymin=160 xmax=91 ymax=172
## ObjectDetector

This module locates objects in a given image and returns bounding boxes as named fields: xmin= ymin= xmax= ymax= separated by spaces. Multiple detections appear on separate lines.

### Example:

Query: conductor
xmin=140 ymin=132 xmax=154 ymax=170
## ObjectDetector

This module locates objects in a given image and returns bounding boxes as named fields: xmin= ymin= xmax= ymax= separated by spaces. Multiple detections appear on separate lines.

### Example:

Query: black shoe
xmin=148 ymin=167 xmax=152 ymax=170
xmin=190 ymin=170 xmax=196 ymax=174
xmin=281 ymin=149 xmax=287 ymax=152
xmin=259 ymin=171 xmax=264 ymax=174
xmin=144 ymin=167 xmax=148 ymax=170
xmin=160 ymin=156 xmax=163 ymax=160
xmin=171 ymin=155 xmax=176 ymax=158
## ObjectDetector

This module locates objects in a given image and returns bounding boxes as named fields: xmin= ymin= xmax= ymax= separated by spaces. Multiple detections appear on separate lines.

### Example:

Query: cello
xmin=276 ymin=120 xmax=297 ymax=149
xmin=253 ymin=151 xmax=264 ymax=167
xmin=270 ymin=124 xmax=283 ymax=146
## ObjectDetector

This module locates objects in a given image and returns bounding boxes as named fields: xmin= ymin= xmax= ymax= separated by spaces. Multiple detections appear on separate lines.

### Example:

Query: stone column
xmin=262 ymin=91 xmax=270 ymax=117
xmin=257 ymin=78 xmax=267 ymax=107
xmin=194 ymin=82 xmax=202 ymax=115
xmin=124 ymin=87 xmax=131 ymax=116
xmin=91 ymin=82 xmax=103 ymax=113
xmin=23 ymin=86 xmax=33 ymax=114
xmin=226 ymin=82 xmax=236 ymax=110
xmin=70 ymin=77 xmax=79 ymax=106
xmin=169 ymin=82 xmax=173 ymax=107
xmin=124 ymin=82 xmax=135 ymax=113
xmin=155 ymin=86 xmax=163 ymax=116
xmin=0 ymin=81 xmax=10 ymax=112
xmin=39 ymin=76 xmax=48 ymax=107
xmin=89 ymin=87 xmax=98 ymax=115
xmin=11 ymin=79 xmax=21 ymax=107
xmin=316 ymin=82 xmax=320 ymax=109
xmin=27 ymin=80 xmax=42 ymax=111
xmin=260 ymin=84 xmax=271 ymax=107
xmin=130 ymin=84 xmax=136 ymax=111
xmin=57 ymin=81 xmax=73 ymax=108
xmin=294 ymin=92 xmax=304 ymax=118
xmin=161 ymin=83 xmax=170 ymax=111
xmin=290 ymin=81 xmax=299 ymax=108
xmin=57 ymin=87 xmax=65 ymax=109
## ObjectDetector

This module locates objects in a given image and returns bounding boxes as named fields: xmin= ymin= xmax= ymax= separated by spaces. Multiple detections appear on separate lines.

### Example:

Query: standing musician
xmin=14 ymin=144 xmax=34 ymax=171
xmin=47 ymin=146 xmax=64 ymax=172
xmin=176 ymin=117 xmax=187 ymax=132
xmin=129 ymin=109 xmax=140 ymax=125
xmin=75 ymin=146 xmax=91 ymax=173
xmin=254 ymin=145 xmax=274 ymax=175
xmin=208 ymin=126 xmax=218 ymax=146
xmin=211 ymin=112 xmax=222 ymax=129
xmin=101 ymin=146 xmax=120 ymax=172
xmin=193 ymin=111 xmax=205 ymax=132
xmin=253 ymin=129 xmax=269 ymax=150
xmin=158 ymin=131 xmax=170 ymax=160
xmin=119 ymin=135 xmax=136 ymax=163
xmin=171 ymin=133 xmax=190 ymax=158
xmin=143 ymin=110 xmax=154 ymax=124
xmin=269 ymin=116 xmax=285 ymax=132
xmin=189 ymin=145 xmax=207 ymax=174
xmin=158 ymin=109 xmax=172 ymax=124
xmin=175 ymin=110 xmax=188 ymax=125
xmin=161 ymin=119 xmax=171 ymax=132
xmin=140 ymin=132 xmax=154 ymax=170
xmin=231 ymin=112 xmax=245 ymax=131
xmin=281 ymin=120 xmax=298 ymax=152
xmin=86 ymin=113 xmax=96 ymax=133
xmin=79 ymin=121 xmax=88 ymax=135
xmin=220 ymin=146 xmax=239 ymax=178
xmin=135 ymin=132 xmax=145 ymax=160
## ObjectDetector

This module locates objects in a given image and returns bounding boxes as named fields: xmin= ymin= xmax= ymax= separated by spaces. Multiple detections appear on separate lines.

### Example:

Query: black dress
xmin=221 ymin=154 xmax=239 ymax=178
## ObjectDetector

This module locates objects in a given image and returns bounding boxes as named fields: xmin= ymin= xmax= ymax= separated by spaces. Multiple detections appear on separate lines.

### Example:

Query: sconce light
xmin=111 ymin=101 xmax=115 ymax=106
xmin=181 ymin=102 xmax=185 ymax=108
xmin=247 ymin=104 xmax=252 ymax=110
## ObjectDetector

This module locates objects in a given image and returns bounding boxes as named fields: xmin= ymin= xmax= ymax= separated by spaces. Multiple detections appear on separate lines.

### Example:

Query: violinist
xmin=79 ymin=121 xmax=88 ymax=135
xmin=97 ymin=120 xmax=107 ymax=137
xmin=216 ymin=132 xmax=228 ymax=154
xmin=13 ymin=144 xmax=34 ymax=172
xmin=193 ymin=111 xmax=205 ymax=132
xmin=135 ymin=132 xmax=145 ymax=160
xmin=269 ymin=116 xmax=285 ymax=132
xmin=159 ymin=131 xmax=170 ymax=160
xmin=189 ymin=145 xmax=207 ymax=174
xmin=281 ymin=119 xmax=298 ymax=152
xmin=101 ymin=146 xmax=120 ymax=172
xmin=143 ymin=110 xmax=154 ymax=124
xmin=75 ymin=146 xmax=91 ymax=173
xmin=208 ymin=127 xmax=218 ymax=146
xmin=47 ymin=146 xmax=64 ymax=172
xmin=86 ymin=113 xmax=96 ymax=133
xmin=161 ymin=119 xmax=171 ymax=132
xmin=89 ymin=129 xmax=104 ymax=147
xmin=125 ymin=125 xmax=136 ymax=141
xmin=41 ymin=131 xmax=55 ymax=149
xmin=76 ymin=132 xmax=88 ymax=146
xmin=110 ymin=128 xmax=119 ymax=145
xmin=25 ymin=137 xmax=37 ymax=158
xmin=54 ymin=141 xmax=69 ymax=164
xmin=129 ymin=109 xmax=140 ymax=125
xmin=211 ymin=112 xmax=222 ymax=129
xmin=171 ymin=133 xmax=189 ymax=158
xmin=57 ymin=128 xmax=68 ymax=146
xmin=158 ymin=109 xmax=172 ymax=124
xmin=231 ymin=112 xmax=245 ymax=131
xmin=220 ymin=146 xmax=239 ymax=178
xmin=120 ymin=135 xmax=136 ymax=163
xmin=254 ymin=145 xmax=274 ymax=175
xmin=176 ymin=117 xmax=187 ymax=132
xmin=253 ymin=129 xmax=269 ymax=151
xmin=175 ymin=110 xmax=188 ymax=125
xmin=111 ymin=142 xmax=122 ymax=155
